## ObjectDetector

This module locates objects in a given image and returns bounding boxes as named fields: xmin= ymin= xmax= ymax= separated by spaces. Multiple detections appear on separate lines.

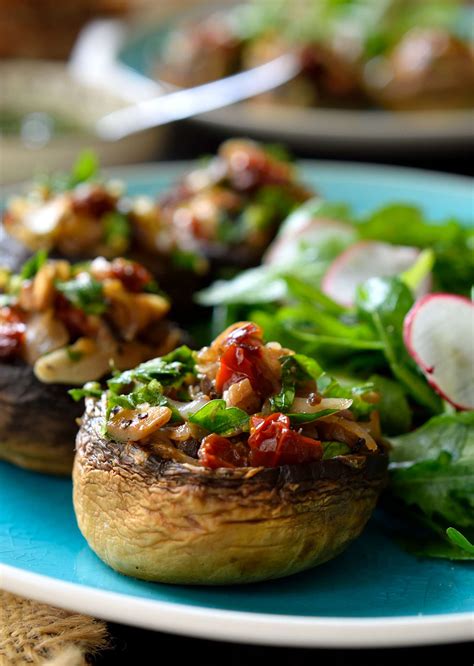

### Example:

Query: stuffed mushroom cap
xmin=159 ymin=139 xmax=312 ymax=270
xmin=73 ymin=321 xmax=388 ymax=584
xmin=0 ymin=254 xmax=182 ymax=473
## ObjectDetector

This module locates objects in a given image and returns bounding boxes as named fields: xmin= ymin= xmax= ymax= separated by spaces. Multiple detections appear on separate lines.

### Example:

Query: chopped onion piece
xmin=168 ymin=396 xmax=210 ymax=419
xmin=291 ymin=397 xmax=353 ymax=414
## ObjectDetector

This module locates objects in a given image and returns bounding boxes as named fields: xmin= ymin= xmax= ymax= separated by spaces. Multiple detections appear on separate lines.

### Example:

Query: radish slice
xmin=322 ymin=241 xmax=428 ymax=307
xmin=403 ymin=294 xmax=474 ymax=410
xmin=264 ymin=217 xmax=355 ymax=266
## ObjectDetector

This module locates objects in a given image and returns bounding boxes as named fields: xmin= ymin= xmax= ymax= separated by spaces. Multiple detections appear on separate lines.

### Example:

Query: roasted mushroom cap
xmin=0 ymin=360 xmax=81 ymax=474
xmin=0 ymin=255 xmax=184 ymax=475
xmin=73 ymin=398 xmax=388 ymax=585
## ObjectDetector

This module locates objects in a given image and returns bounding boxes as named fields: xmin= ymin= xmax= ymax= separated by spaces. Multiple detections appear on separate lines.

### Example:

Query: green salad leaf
xmin=389 ymin=412 xmax=474 ymax=538
xmin=188 ymin=399 xmax=249 ymax=436
xmin=356 ymin=276 xmax=442 ymax=413
xmin=446 ymin=528 xmax=474 ymax=556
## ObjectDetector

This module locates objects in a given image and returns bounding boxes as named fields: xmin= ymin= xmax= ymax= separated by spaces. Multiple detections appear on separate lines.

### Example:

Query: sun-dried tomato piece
xmin=108 ymin=258 xmax=154 ymax=293
xmin=248 ymin=413 xmax=322 ymax=467
xmin=71 ymin=185 xmax=116 ymax=218
xmin=0 ymin=307 xmax=26 ymax=359
xmin=215 ymin=323 xmax=273 ymax=397
xmin=198 ymin=433 xmax=249 ymax=469
xmin=221 ymin=141 xmax=293 ymax=191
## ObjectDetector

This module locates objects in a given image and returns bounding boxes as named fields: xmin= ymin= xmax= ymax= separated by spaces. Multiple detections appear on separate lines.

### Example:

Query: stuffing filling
xmin=3 ymin=178 xmax=171 ymax=260
xmin=0 ymin=254 xmax=180 ymax=384
xmin=76 ymin=321 xmax=383 ymax=469
xmin=3 ymin=140 xmax=310 ymax=272
xmin=159 ymin=139 xmax=311 ymax=254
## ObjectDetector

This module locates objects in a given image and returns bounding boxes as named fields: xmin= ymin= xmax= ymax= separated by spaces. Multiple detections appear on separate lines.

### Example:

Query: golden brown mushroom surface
xmin=73 ymin=321 xmax=387 ymax=584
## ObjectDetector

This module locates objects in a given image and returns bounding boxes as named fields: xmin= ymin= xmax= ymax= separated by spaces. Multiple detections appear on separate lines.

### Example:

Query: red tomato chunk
xmin=215 ymin=322 xmax=273 ymax=396
xmin=0 ymin=307 xmax=26 ymax=359
xmin=198 ymin=433 xmax=249 ymax=469
xmin=109 ymin=258 xmax=154 ymax=293
xmin=248 ymin=413 xmax=322 ymax=467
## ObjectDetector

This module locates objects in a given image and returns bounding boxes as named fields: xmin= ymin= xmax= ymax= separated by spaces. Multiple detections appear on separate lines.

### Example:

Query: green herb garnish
xmin=20 ymin=249 xmax=48 ymax=280
xmin=108 ymin=346 xmax=196 ymax=393
xmin=56 ymin=273 xmax=106 ymax=315
xmin=69 ymin=382 xmax=102 ymax=401
xmin=188 ymin=399 xmax=249 ymax=436
xmin=103 ymin=211 xmax=131 ymax=252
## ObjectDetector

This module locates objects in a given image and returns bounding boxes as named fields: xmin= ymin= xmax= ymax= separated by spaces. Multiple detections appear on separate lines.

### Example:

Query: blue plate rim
xmin=1 ymin=563 xmax=472 ymax=647
xmin=1 ymin=159 xmax=472 ymax=647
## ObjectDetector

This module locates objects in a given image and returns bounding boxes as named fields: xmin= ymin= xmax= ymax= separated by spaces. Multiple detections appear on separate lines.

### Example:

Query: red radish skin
xmin=322 ymin=241 xmax=427 ymax=307
xmin=264 ymin=218 xmax=354 ymax=266
xmin=404 ymin=293 xmax=474 ymax=410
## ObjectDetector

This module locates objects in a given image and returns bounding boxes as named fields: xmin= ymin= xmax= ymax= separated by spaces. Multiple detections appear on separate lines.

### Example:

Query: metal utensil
xmin=95 ymin=53 xmax=301 ymax=141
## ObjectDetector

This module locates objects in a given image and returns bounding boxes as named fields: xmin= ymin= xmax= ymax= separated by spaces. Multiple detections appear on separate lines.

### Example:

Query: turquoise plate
xmin=1 ymin=162 xmax=473 ymax=647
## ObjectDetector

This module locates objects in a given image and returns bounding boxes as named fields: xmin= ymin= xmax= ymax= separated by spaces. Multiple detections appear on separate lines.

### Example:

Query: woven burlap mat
xmin=0 ymin=591 xmax=108 ymax=665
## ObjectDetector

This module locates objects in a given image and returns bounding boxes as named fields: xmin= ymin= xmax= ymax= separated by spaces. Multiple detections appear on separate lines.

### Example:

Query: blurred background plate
xmin=113 ymin=14 xmax=474 ymax=153
xmin=0 ymin=60 xmax=167 ymax=184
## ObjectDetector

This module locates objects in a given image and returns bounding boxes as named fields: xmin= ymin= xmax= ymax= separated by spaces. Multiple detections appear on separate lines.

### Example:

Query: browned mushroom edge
xmin=73 ymin=397 xmax=388 ymax=585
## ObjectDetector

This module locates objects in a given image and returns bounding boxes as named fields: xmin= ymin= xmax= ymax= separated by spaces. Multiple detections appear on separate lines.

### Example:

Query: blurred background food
xmin=158 ymin=0 xmax=473 ymax=111
xmin=0 ymin=0 xmax=472 ymax=183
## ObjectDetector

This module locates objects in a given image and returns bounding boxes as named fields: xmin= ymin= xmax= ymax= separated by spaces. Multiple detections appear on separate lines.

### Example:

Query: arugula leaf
xmin=69 ymin=382 xmax=102 ymax=401
xmin=56 ymin=273 xmax=106 ymax=315
xmin=197 ymin=199 xmax=353 ymax=308
xmin=20 ymin=249 xmax=48 ymax=280
xmin=188 ymin=399 xmax=249 ymax=436
xmin=397 ymin=533 xmax=474 ymax=561
xmin=389 ymin=412 xmax=474 ymax=529
xmin=446 ymin=527 xmax=474 ymax=555
xmin=356 ymin=277 xmax=442 ymax=413
xmin=108 ymin=346 xmax=196 ymax=392
xmin=390 ymin=411 xmax=474 ymax=465
xmin=283 ymin=275 xmax=345 ymax=316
